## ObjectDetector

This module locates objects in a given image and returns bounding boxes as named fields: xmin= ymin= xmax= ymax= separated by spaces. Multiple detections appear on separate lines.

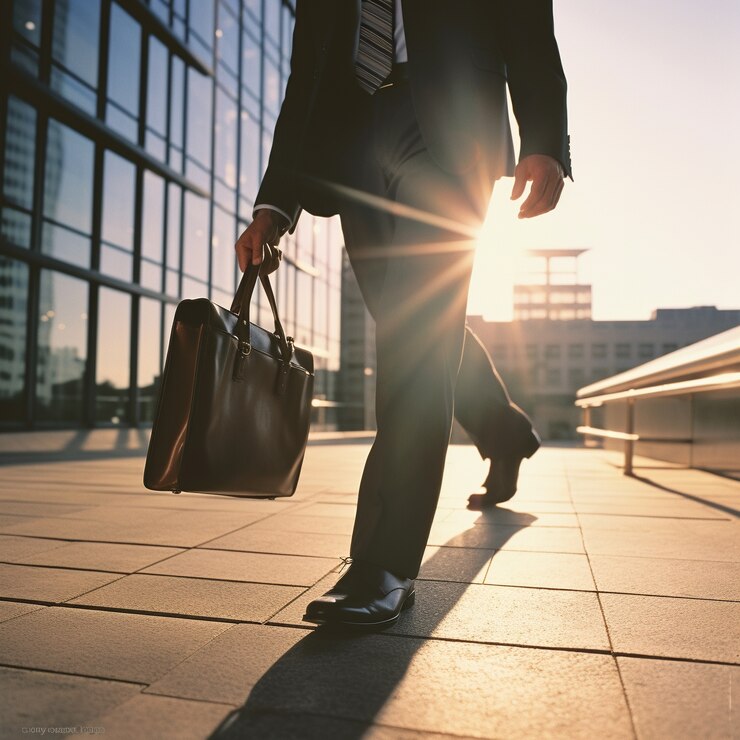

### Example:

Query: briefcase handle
xmin=230 ymin=264 xmax=293 ymax=365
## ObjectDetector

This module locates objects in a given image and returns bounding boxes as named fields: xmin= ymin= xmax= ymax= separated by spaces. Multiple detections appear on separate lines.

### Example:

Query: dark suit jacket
xmin=256 ymin=0 xmax=571 ymax=227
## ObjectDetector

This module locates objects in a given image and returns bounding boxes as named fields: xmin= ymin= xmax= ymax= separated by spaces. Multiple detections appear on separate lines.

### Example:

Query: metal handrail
xmin=576 ymin=371 xmax=740 ymax=407
xmin=576 ymin=369 xmax=740 ymax=476
xmin=576 ymin=426 xmax=639 ymax=441
xmin=577 ymin=324 xmax=740 ymax=399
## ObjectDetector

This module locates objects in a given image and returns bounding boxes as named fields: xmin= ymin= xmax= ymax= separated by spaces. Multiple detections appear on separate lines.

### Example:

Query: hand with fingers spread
xmin=235 ymin=209 xmax=288 ymax=275
xmin=511 ymin=154 xmax=565 ymax=219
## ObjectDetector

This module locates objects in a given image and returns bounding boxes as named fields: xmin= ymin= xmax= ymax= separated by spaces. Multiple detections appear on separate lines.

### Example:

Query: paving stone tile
xmin=617 ymin=657 xmax=740 ymax=740
xmin=444 ymin=508 xmax=580 ymax=528
xmin=0 ymin=601 xmax=44 ymax=623
xmin=83 ymin=693 xmax=232 ymax=740
xmin=273 ymin=578 xmax=609 ymax=650
xmin=0 ymin=666 xmax=142 ymax=737
xmin=147 ymin=623 xmax=309 ymax=704
xmin=0 ymin=514 xmax=39 ymax=530
xmin=141 ymin=548 xmax=336 ymax=587
xmin=18 ymin=542 xmax=185 ymax=573
xmin=601 ymin=593 xmax=740 ymax=664
xmin=477 ymin=500 xmax=577 ymax=514
xmin=0 ymin=607 xmax=230 ymax=683
xmin=249 ymin=514 xmax=354 ymax=536
xmin=0 ymin=534 xmax=68 ymax=562
xmin=0 ymin=563 xmax=122 ymax=603
xmin=418 ymin=546 xmax=493 ymax=583
xmin=392 ymin=581 xmax=609 ymax=649
xmin=590 ymin=554 xmax=740 ymax=601
xmin=203 ymin=528 xmax=352 ymax=560
xmin=269 ymin=572 xmax=340 ymax=626
xmin=427 ymin=523 xmax=585 ymax=553
xmin=55 ymin=506 xmax=177 ymax=524
xmin=2 ymin=510 xmax=268 ymax=548
xmin=0 ymin=501 xmax=90 ymax=518
xmin=581 ymin=521 xmax=740 ymax=562
xmin=484 ymin=551 xmax=596 ymax=591
xmin=295 ymin=502 xmax=358 ymax=519
xmin=211 ymin=710 xmax=463 ymax=739
xmin=218 ymin=634 xmax=631 ymax=738
xmin=70 ymin=574 xmax=304 ymax=622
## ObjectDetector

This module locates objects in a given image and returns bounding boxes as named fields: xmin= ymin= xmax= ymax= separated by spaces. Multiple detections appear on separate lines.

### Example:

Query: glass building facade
xmin=0 ymin=0 xmax=343 ymax=429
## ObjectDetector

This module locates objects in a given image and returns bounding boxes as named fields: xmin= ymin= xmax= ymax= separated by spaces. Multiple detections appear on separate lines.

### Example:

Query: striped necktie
xmin=355 ymin=0 xmax=394 ymax=94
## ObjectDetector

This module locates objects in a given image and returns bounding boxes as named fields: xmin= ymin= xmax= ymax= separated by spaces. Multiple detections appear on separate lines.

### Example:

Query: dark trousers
xmin=336 ymin=80 xmax=532 ymax=578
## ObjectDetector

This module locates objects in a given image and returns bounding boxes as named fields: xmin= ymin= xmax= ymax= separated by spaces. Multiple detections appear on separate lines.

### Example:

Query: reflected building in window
xmin=1 ymin=0 xmax=343 ymax=430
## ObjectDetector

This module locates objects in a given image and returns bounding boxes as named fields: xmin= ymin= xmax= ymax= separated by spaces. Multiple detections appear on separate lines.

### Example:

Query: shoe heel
xmin=523 ymin=430 xmax=542 ymax=459
xmin=402 ymin=590 xmax=416 ymax=610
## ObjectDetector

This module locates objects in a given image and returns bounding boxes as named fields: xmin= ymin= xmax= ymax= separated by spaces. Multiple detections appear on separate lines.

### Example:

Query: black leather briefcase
xmin=143 ymin=265 xmax=314 ymax=497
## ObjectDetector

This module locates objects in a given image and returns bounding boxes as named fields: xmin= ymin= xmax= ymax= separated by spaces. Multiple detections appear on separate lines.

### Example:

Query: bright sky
xmin=468 ymin=0 xmax=740 ymax=321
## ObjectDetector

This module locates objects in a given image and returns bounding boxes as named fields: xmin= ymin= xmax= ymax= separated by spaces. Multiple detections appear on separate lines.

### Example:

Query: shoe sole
xmin=302 ymin=590 xmax=416 ymax=631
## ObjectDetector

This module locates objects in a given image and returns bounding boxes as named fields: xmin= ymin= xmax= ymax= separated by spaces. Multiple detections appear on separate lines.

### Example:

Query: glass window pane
xmin=166 ymin=182 xmax=181 ymax=270
xmin=170 ymin=56 xmax=185 ymax=148
xmin=3 ymin=97 xmax=37 ymax=210
xmin=147 ymin=37 xmax=168 ymax=136
xmin=241 ymin=30 xmax=261 ymax=98
xmin=106 ymin=103 xmax=138 ymax=142
xmin=41 ymin=222 xmax=91 ymax=268
xmin=50 ymin=65 xmax=97 ymax=114
xmin=107 ymin=4 xmax=141 ymax=115
xmin=2 ymin=208 xmax=33 ymax=248
xmin=150 ymin=0 xmax=169 ymax=24
xmin=216 ymin=3 xmax=239 ymax=75
xmin=0 ymin=258 xmax=29 ymax=422
xmin=142 ymin=170 xmax=165 ymax=263
xmin=36 ymin=270 xmax=88 ymax=422
xmin=183 ymin=191 xmax=209 ymax=280
xmin=211 ymin=206 xmax=235 ymax=293
xmin=52 ymin=0 xmax=101 ymax=87
xmin=13 ymin=0 xmax=43 ymax=47
xmin=44 ymin=120 xmax=94 ymax=234
xmin=140 ymin=259 xmax=162 ymax=292
xmin=102 ymin=151 xmax=136 ymax=250
xmin=244 ymin=0 xmax=260 ymax=23
xmin=138 ymin=297 xmax=162 ymax=422
xmin=265 ymin=1 xmax=280 ymax=43
xmin=264 ymin=58 xmax=280 ymax=116
xmin=100 ymin=244 xmax=133 ymax=281
xmin=239 ymin=105 xmax=260 ymax=199
xmin=214 ymin=88 xmax=237 ymax=188
xmin=186 ymin=69 xmax=212 ymax=167
xmin=189 ymin=0 xmax=214 ymax=50
xmin=96 ymin=287 xmax=130 ymax=424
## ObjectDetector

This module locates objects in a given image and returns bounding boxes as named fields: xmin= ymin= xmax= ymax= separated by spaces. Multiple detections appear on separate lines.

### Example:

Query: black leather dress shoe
xmin=468 ymin=429 xmax=541 ymax=509
xmin=303 ymin=560 xmax=415 ymax=630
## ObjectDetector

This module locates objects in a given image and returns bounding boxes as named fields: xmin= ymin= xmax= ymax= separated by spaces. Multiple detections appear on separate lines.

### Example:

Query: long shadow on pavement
xmin=630 ymin=473 xmax=740 ymax=518
xmin=209 ymin=507 xmax=537 ymax=738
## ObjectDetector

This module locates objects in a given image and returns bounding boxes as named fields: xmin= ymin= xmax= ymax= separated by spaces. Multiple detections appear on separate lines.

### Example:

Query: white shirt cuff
xmin=253 ymin=204 xmax=293 ymax=231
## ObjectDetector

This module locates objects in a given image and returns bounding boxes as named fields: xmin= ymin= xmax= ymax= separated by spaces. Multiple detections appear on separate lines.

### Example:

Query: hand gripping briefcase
xmin=144 ymin=264 xmax=314 ymax=498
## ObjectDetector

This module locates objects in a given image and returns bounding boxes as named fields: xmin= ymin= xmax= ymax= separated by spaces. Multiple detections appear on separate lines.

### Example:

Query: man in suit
xmin=236 ymin=0 xmax=571 ymax=629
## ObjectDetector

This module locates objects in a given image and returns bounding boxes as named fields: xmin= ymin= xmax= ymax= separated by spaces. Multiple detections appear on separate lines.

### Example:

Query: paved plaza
xmin=0 ymin=433 xmax=738 ymax=739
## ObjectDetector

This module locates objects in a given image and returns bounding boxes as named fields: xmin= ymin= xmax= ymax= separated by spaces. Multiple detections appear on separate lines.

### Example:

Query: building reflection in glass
xmin=35 ymin=271 xmax=88 ymax=422
xmin=2 ymin=0 xmax=345 ymax=430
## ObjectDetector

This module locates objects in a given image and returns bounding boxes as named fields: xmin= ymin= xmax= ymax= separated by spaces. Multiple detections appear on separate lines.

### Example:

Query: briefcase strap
xmin=230 ymin=265 xmax=293 ymax=366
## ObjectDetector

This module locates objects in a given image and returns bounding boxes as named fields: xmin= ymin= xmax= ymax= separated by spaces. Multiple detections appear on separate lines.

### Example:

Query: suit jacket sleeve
xmin=254 ymin=1 xmax=315 ymax=228
xmin=498 ymin=0 xmax=572 ymax=179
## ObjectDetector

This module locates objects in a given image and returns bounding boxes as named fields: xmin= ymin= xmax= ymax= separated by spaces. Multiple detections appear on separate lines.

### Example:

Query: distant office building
xmin=513 ymin=248 xmax=592 ymax=321
xmin=467 ymin=306 xmax=740 ymax=439
xmin=339 ymin=245 xmax=740 ymax=438
xmin=1 ymin=0 xmax=344 ymax=430
xmin=338 ymin=251 xmax=375 ymax=430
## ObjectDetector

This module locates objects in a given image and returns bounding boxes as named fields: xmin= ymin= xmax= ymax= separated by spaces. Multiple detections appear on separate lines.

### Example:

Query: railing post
xmin=624 ymin=398 xmax=635 ymax=476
